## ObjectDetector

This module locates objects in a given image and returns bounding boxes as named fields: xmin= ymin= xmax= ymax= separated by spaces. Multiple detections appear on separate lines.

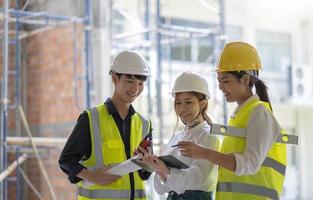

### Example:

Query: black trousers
xmin=167 ymin=190 xmax=212 ymax=200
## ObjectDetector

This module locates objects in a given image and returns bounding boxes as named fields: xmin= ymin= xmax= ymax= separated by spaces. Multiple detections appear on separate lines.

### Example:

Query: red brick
xmin=4 ymin=24 xmax=85 ymax=199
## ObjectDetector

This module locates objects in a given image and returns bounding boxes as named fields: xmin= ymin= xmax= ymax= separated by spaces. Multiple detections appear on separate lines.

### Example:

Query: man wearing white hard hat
xmin=59 ymin=51 xmax=152 ymax=200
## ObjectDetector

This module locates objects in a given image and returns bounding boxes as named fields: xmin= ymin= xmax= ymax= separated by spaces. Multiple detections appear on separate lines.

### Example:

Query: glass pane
xmin=256 ymin=31 xmax=291 ymax=72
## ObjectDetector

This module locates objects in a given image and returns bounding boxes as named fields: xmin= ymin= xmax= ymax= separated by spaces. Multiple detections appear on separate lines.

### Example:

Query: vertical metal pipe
xmin=156 ymin=0 xmax=163 ymax=145
xmin=14 ymin=1 xmax=22 ymax=198
xmin=16 ymin=148 xmax=21 ymax=200
xmin=144 ymin=0 xmax=152 ymax=115
xmin=15 ymin=0 xmax=21 ymax=110
xmin=1 ymin=0 xmax=9 ymax=199
xmin=7 ymin=0 xmax=21 ymax=111
xmin=84 ymin=0 xmax=93 ymax=108
xmin=144 ymin=1 xmax=153 ymax=198
xmin=219 ymin=0 xmax=227 ymax=125
xmin=15 ymin=1 xmax=22 ymax=197
xmin=14 ymin=0 xmax=22 ymax=144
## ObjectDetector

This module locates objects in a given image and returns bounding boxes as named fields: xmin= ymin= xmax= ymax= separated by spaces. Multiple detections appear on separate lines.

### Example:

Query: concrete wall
xmin=275 ymin=104 xmax=313 ymax=199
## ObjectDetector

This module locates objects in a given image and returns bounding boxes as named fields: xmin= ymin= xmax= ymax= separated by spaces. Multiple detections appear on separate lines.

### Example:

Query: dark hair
xmin=228 ymin=71 xmax=273 ymax=111
xmin=193 ymin=92 xmax=213 ymax=125
xmin=110 ymin=70 xmax=147 ymax=81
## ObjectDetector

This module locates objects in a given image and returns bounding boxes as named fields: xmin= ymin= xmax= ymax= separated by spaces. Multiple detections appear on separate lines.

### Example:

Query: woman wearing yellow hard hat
xmin=177 ymin=42 xmax=286 ymax=200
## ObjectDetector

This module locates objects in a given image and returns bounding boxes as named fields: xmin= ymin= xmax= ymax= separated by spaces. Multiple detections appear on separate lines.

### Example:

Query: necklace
xmin=186 ymin=120 xmax=202 ymax=130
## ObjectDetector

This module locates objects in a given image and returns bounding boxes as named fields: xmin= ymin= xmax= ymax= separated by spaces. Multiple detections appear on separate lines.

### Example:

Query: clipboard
xmin=131 ymin=155 xmax=189 ymax=173
xmin=158 ymin=155 xmax=189 ymax=169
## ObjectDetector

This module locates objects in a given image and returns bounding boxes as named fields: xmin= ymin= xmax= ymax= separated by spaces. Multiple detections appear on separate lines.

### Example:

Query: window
xmin=111 ymin=10 xmax=125 ymax=35
xmin=162 ymin=17 xmax=242 ymax=63
xmin=171 ymin=42 xmax=192 ymax=61
xmin=256 ymin=31 xmax=291 ymax=72
xmin=197 ymin=38 xmax=214 ymax=63
xmin=162 ymin=18 xmax=215 ymax=63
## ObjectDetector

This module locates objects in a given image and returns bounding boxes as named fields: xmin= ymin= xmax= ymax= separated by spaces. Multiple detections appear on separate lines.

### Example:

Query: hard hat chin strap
xmin=187 ymin=98 xmax=208 ymax=127
xmin=185 ymin=110 xmax=202 ymax=128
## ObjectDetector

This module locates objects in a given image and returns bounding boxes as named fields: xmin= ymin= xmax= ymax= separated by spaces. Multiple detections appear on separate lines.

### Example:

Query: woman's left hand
xmin=178 ymin=141 xmax=207 ymax=159
xmin=140 ymin=154 xmax=170 ymax=175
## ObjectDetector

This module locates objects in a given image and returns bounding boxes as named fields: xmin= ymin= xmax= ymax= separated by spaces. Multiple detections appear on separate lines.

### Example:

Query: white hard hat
xmin=110 ymin=50 xmax=150 ymax=76
xmin=172 ymin=71 xmax=210 ymax=98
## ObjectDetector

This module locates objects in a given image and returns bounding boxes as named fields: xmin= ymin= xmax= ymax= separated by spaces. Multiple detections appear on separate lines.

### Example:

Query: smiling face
xmin=174 ymin=92 xmax=206 ymax=126
xmin=112 ymin=74 xmax=145 ymax=104
xmin=217 ymin=72 xmax=253 ymax=105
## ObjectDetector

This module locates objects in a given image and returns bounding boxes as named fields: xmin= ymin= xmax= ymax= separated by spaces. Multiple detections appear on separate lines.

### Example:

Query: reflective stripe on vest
xmin=263 ymin=157 xmax=286 ymax=176
xmin=217 ymin=182 xmax=279 ymax=200
xmin=87 ymin=107 xmax=150 ymax=171
xmin=136 ymin=112 xmax=150 ymax=139
xmin=210 ymin=123 xmax=298 ymax=145
xmin=79 ymin=187 xmax=146 ymax=199
xmin=89 ymin=107 xmax=104 ymax=169
xmin=211 ymin=156 xmax=285 ymax=177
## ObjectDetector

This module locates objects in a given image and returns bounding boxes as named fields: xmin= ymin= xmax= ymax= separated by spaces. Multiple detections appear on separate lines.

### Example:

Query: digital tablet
xmin=158 ymin=155 xmax=189 ymax=169
xmin=131 ymin=155 xmax=189 ymax=172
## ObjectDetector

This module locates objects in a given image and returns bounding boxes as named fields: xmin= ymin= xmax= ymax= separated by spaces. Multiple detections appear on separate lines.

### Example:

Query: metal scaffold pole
xmin=219 ymin=0 xmax=227 ymax=125
xmin=156 ymin=0 xmax=163 ymax=146
xmin=1 ymin=0 xmax=10 ymax=199
xmin=84 ymin=0 xmax=93 ymax=108
xmin=144 ymin=0 xmax=152 ymax=115
xmin=0 ymin=0 xmax=90 ymax=198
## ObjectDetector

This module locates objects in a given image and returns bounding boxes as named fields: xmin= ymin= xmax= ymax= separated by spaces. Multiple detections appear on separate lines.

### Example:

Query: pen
xmin=171 ymin=144 xmax=180 ymax=148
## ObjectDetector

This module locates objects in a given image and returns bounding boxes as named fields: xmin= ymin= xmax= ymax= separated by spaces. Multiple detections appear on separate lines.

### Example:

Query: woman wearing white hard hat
xmin=139 ymin=71 xmax=220 ymax=200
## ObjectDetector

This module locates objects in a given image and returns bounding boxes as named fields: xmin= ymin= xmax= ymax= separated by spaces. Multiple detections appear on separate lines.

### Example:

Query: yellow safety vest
xmin=216 ymin=98 xmax=286 ymax=200
xmin=77 ymin=104 xmax=151 ymax=200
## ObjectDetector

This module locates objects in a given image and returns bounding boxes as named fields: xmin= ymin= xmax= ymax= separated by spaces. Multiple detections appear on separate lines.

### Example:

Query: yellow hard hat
xmin=217 ymin=42 xmax=262 ymax=72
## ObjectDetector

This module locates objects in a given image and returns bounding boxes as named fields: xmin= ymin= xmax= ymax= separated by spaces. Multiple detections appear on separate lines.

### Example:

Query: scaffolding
xmin=110 ymin=0 xmax=226 ymax=147
xmin=1 ymin=0 xmax=226 ymax=199
xmin=0 ymin=0 xmax=93 ymax=199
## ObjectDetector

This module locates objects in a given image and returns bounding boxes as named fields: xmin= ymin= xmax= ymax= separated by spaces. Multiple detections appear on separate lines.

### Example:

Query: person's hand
xmin=133 ymin=148 xmax=142 ymax=156
xmin=178 ymin=141 xmax=207 ymax=159
xmin=84 ymin=165 xmax=121 ymax=186
xmin=140 ymin=154 xmax=169 ymax=175
xmin=133 ymin=146 xmax=151 ymax=157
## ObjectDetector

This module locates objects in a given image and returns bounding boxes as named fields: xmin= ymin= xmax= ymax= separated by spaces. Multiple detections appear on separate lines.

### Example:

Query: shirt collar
xmin=104 ymin=98 xmax=136 ymax=117
xmin=232 ymin=95 xmax=259 ymax=116
xmin=186 ymin=121 xmax=209 ymax=132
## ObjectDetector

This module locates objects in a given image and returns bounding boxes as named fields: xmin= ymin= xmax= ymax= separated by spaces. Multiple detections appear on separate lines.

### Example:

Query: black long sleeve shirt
xmin=59 ymin=99 xmax=152 ymax=199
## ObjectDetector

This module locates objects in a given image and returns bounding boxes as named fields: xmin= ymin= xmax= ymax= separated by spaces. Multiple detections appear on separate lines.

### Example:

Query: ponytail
xmin=255 ymin=78 xmax=273 ymax=111
xmin=229 ymin=71 xmax=273 ymax=111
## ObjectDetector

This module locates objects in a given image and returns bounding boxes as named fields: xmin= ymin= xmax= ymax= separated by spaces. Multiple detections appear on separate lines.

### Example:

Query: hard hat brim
xmin=110 ymin=65 xmax=150 ymax=76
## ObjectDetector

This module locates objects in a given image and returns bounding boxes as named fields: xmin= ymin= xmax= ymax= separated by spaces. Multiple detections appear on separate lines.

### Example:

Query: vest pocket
xmin=106 ymin=139 xmax=123 ymax=148
xmin=102 ymin=139 xmax=125 ymax=164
